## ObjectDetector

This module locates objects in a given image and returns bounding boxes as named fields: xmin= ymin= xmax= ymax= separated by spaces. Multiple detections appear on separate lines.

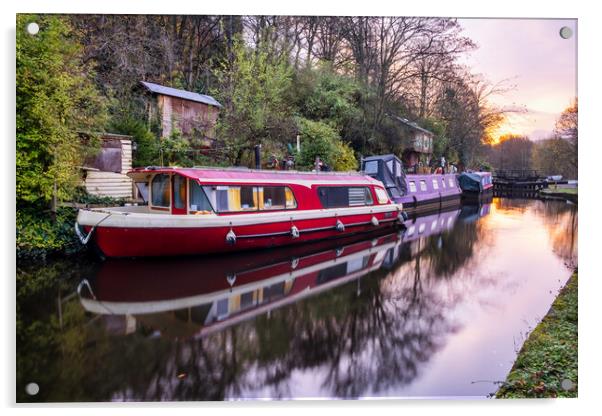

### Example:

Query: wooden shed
xmin=388 ymin=115 xmax=434 ymax=173
xmin=82 ymin=133 xmax=134 ymax=199
xmin=141 ymin=81 xmax=222 ymax=146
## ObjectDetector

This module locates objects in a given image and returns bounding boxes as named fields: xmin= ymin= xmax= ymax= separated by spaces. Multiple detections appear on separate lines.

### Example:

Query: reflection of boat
xmin=458 ymin=197 xmax=493 ymax=223
xmin=361 ymin=154 xmax=462 ymax=215
xmin=76 ymin=167 xmax=403 ymax=257
xmin=79 ymin=230 xmax=400 ymax=338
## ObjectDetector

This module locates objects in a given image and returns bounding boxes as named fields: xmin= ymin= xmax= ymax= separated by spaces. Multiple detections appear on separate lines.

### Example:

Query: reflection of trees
xmin=532 ymin=200 xmax=578 ymax=267
xmin=99 ymin=246 xmax=490 ymax=400
xmin=422 ymin=217 xmax=482 ymax=278
xmin=493 ymin=196 xmax=530 ymax=213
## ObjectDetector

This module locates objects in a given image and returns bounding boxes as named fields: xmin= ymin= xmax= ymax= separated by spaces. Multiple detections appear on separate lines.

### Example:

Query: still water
xmin=16 ymin=198 xmax=578 ymax=401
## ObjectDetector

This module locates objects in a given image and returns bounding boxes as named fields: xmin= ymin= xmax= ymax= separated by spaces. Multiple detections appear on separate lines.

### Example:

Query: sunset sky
xmin=458 ymin=18 xmax=577 ymax=141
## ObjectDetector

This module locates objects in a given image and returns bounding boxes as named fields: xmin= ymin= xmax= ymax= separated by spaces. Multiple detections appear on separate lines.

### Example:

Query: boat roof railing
xmin=134 ymin=165 xmax=366 ymax=177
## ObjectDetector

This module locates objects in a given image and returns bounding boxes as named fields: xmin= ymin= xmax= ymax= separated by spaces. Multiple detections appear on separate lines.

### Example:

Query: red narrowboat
xmin=75 ymin=167 xmax=404 ymax=258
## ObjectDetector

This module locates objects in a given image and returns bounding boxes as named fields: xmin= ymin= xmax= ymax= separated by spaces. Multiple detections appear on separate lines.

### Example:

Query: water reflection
xmin=16 ymin=198 xmax=578 ymax=401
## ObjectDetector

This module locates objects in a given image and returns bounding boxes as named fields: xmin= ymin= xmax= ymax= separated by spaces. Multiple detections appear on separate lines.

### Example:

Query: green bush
xmin=16 ymin=208 xmax=81 ymax=262
xmin=296 ymin=118 xmax=357 ymax=171
xmin=110 ymin=117 xmax=159 ymax=167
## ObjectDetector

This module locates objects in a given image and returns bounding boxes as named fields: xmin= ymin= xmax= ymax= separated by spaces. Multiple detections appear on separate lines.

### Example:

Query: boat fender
xmin=291 ymin=225 xmax=300 ymax=239
xmin=336 ymin=220 xmax=345 ymax=232
xmin=398 ymin=211 xmax=409 ymax=222
xmin=371 ymin=216 xmax=379 ymax=226
xmin=226 ymin=273 xmax=237 ymax=287
xmin=226 ymin=229 xmax=237 ymax=245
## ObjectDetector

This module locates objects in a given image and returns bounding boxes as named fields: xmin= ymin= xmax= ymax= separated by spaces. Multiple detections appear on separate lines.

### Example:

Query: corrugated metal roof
xmin=388 ymin=115 xmax=434 ymax=136
xmin=140 ymin=81 xmax=222 ymax=108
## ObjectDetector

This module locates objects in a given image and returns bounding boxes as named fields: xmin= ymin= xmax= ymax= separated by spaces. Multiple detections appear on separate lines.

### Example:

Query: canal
xmin=16 ymin=197 xmax=578 ymax=401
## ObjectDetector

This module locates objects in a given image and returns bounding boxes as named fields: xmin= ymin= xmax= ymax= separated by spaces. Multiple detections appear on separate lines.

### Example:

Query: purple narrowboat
xmin=361 ymin=154 xmax=462 ymax=216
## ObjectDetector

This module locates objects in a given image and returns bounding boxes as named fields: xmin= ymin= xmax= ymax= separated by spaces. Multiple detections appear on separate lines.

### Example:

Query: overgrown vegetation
xmin=496 ymin=271 xmax=578 ymax=398
xmin=17 ymin=14 xmax=108 ymax=208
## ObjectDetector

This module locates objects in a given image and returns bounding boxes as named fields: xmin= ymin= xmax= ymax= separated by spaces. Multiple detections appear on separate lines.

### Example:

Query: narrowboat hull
xmin=77 ymin=204 xmax=403 ymax=258
xmin=394 ymin=174 xmax=462 ymax=216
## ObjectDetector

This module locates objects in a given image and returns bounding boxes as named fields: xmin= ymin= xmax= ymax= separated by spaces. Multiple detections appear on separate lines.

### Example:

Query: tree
xmin=485 ymin=135 xmax=533 ymax=172
xmin=16 ymin=14 xmax=107 ymax=207
xmin=212 ymin=37 xmax=296 ymax=166
xmin=532 ymin=137 xmax=577 ymax=179
xmin=555 ymin=99 xmax=578 ymax=173
xmin=296 ymin=118 xmax=357 ymax=171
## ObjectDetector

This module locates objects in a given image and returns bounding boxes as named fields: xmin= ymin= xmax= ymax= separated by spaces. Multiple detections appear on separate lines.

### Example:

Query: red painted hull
xmin=88 ymin=211 xmax=399 ymax=258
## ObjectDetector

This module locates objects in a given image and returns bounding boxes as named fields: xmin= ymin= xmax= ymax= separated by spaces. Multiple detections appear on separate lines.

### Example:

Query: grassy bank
xmin=496 ymin=270 xmax=578 ymax=398
xmin=540 ymin=186 xmax=578 ymax=203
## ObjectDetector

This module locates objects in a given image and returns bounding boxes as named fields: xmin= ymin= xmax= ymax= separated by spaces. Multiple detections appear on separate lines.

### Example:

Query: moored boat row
xmin=361 ymin=154 xmax=462 ymax=216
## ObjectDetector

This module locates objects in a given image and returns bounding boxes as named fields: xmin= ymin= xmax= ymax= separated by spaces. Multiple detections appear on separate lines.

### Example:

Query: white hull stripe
xmin=236 ymin=217 xmax=398 ymax=238
xmin=77 ymin=204 xmax=403 ymax=229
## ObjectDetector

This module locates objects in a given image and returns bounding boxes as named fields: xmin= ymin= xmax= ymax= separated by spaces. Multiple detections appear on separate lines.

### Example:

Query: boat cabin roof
xmin=361 ymin=154 xmax=403 ymax=164
xmin=127 ymin=166 xmax=383 ymax=187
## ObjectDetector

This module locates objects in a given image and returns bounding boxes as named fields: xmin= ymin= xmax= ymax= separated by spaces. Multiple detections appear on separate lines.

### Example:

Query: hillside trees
xmin=26 ymin=15 xmax=507 ymax=173
xmin=212 ymin=37 xmax=296 ymax=166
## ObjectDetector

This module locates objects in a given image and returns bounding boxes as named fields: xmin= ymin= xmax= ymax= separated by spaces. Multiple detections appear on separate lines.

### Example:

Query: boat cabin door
xmin=172 ymin=175 xmax=188 ymax=215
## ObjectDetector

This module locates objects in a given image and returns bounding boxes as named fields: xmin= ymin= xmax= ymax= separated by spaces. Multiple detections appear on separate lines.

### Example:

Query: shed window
xmin=151 ymin=174 xmax=170 ymax=207
xmin=419 ymin=180 xmax=427 ymax=192
xmin=189 ymin=181 xmax=214 ymax=213
xmin=317 ymin=187 xmax=374 ymax=208
xmin=408 ymin=181 xmax=417 ymax=193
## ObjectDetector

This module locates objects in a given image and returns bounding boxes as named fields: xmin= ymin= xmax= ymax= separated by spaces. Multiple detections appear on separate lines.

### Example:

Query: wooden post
xmin=50 ymin=180 xmax=57 ymax=221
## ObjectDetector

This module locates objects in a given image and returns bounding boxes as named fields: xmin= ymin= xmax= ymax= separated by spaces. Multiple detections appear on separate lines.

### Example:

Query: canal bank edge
xmin=539 ymin=187 xmax=578 ymax=204
xmin=496 ymin=270 xmax=578 ymax=398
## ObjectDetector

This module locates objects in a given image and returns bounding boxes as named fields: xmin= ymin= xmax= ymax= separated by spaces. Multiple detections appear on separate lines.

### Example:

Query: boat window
xmin=189 ymin=180 xmax=214 ymax=213
xmin=364 ymin=160 xmax=378 ymax=175
xmin=448 ymin=178 xmax=455 ymax=187
xmin=259 ymin=186 xmax=297 ymax=210
xmin=375 ymin=187 xmax=389 ymax=204
xmin=395 ymin=160 xmax=402 ymax=178
xmin=317 ymin=187 xmax=374 ymax=208
xmin=173 ymin=175 xmax=186 ymax=210
xmin=135 ymin=182 xmax=149 ymax=203
xmin=151 ymin=174 xmax=170 ymax=207
xmin=388 ymin=187 xmax=401 ymax=199
xmin=432 ymin=179 xmax=439 ymax=190
xmin=408 ymin=181 xmax=417 ymax=193
xmin=386 ymin=159 xmax=394 ymax=175
xmin=206 ymin=186 xmax=258 ymax=212
xmin=441 ymin=178 xmax=446 ymax=188
xmin=419 ymin=180 xmax=427 ymax=191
